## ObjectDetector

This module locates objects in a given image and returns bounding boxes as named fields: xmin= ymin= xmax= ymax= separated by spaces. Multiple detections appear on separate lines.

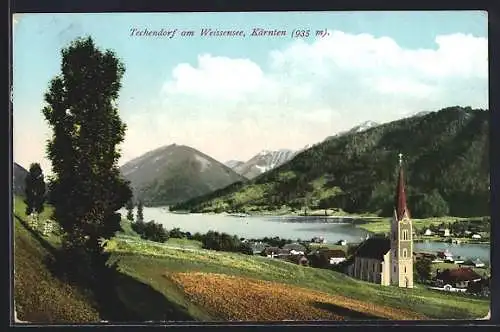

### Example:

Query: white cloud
xmin=122 ymin=30 xmax=486 ymax=164
xmin=14 ymin=29 xmax=488 ymax=171
xmin=269 ymin=31 xmax=487 ymax=93
xmin=163 ymin=54 xmax=265 ymax=101
xmin=368 ymin=76 xmax=435 ymax=97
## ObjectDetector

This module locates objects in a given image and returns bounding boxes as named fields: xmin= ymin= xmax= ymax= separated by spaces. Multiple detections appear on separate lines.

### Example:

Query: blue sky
xmin=13 ymin=11 xmax=488 ymax=174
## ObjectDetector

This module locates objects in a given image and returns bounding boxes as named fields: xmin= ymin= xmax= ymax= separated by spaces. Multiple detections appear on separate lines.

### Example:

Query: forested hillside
xmin=172 ymin=107 xmax=489 ymax=218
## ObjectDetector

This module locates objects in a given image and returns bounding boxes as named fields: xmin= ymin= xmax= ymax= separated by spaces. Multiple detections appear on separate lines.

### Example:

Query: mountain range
xmin=225 ymin=149 xmax=297 ymax=179
xmin=171 ymin=106 xmax=489 ymax=218
xmin=120 ymin=144 xmax=246 ymax=206
xmin=324 ymin=120 xmax=380 ymax=141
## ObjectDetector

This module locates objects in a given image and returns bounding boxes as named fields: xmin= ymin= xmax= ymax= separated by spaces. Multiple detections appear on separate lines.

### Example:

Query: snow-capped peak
xmin=354 ymin=120 xmax=378 ymax=132
xmin=230 ymin=149 xmax=297 ymax=179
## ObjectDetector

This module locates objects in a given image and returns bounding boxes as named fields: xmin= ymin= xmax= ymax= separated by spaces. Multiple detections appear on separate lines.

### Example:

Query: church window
xmin=403 ymin=248 xmax=408 ymax=258
xmin=402 ymin=230 xmax=408 ymax=240
xmin=394 ymin=266 xmax=396 ymax=273
xmin=404 ymin=266 xmax=407 ymax=273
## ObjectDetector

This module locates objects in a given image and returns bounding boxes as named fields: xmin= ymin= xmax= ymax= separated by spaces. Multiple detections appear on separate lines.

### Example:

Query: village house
xmin=473 ymin=259 xmax=486 ymax=268
xmin=307 ymin=248 xmax=347 ymax=268
xmin=336 ymin=239 xmax=347 ymax=246
xmin=459 ymin=258 xmax=486 ymax=268
xmin=437 ymin=250 xmax=454 ymax=262
xmin=286 ymin=255 xmax=309 ymax=266
xmin=312 ymin=248 xmax=347 ymax=265
xmin=453 ymin=255 xmax=465 ymax=264
xmin=414 ymin=252 xmax=436 ymax=262
xmin=327 ymin=250 xmax=347 ymax=265
xmin=471 ymin=233 xmax=482 ymax=240
xmin=250 ymin=242 xmax=269 ymax=255
xmin=311 ymin=236 xmax=327 ymax=244
xmin=436 ymin=267 xmax=482 ymax=291
xmin=260 ymin=247 xmax=290 ymax=258
xmin=283 ymin=243 xmax=307 ymax=255
xmin=346 ymin=153 xmax=414 ymax=288
xmin=424 ymin=229 xmax=433 ymax=236
xmin=438 ymin=228 xmax=451 ymax=237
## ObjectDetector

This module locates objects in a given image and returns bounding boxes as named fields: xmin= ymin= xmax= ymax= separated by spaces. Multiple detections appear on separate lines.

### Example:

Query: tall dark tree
xmin=42 ymin=36 xmax=132 ymax=293
xmin=24 ymin=163 xmax=46 ymax=219
xmin=136 ymin=200 xmax=144 ymax=223
xmin=126 ymin=199 xmax=134 ymax=222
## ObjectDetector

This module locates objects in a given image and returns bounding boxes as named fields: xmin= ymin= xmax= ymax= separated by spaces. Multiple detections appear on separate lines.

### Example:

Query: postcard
xmin=12 ymin=11 xmax=490 ymax=324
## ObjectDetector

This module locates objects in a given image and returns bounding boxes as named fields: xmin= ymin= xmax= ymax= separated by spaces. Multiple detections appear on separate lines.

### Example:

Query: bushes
xmin=131 ymin=220 xmax=169 ymax=243
xmin=169 ymin=227 xmax=185 ymax=239
xmin=246 ymin=236 xmax=293 ymax=248
xmin=202 ymin=231 xmax=242 ymax=252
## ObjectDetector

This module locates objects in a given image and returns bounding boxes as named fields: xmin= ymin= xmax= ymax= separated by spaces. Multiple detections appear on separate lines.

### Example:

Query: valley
xmin=13 ymin=198 xmax=490 ymax=322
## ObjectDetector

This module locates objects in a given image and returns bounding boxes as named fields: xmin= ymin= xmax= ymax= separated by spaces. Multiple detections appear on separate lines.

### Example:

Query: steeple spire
xmin=395 ymin=153 xmax=409 ymax=220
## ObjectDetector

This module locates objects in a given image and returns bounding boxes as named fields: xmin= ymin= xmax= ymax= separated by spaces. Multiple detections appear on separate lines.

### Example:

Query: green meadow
xmin=13 ymin=198 xmax=489 ymax=322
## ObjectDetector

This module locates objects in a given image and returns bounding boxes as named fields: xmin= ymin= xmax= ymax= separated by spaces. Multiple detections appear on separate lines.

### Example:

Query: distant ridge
xmin=230 ymin=149 xmax=297 ymax=179
xmin=173 ymin=106 xmax=489 ymax=218
xmin=120 ymin=144 xmax=246 ymax=206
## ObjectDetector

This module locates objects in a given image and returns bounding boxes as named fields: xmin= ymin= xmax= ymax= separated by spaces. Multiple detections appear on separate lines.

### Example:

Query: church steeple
xmin=390 ymin=152 xmax=414 ymax=288
xmin=395 ymin=153 xmax=409 ymax=220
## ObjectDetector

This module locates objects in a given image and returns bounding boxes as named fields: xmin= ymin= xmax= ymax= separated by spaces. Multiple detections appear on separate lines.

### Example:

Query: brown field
xmin=168 ymin=272 xmax=427 ymax=321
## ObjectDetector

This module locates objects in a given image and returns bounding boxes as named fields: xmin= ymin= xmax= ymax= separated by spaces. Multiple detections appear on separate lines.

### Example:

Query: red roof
xmin=395 ymin=164 xmax=410 ymax=220
xmin=437 ymin=267 xmax=482 ymax=282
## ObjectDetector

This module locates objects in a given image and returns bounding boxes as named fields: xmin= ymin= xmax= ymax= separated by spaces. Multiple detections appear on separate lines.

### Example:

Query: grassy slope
xmin=13 ymin=203 xmax=101 ymax=323
xmin=14 ymin=198 xmax=489 ymax=322
xmin=108 ymin=236 xmax=489 ymax=320
xmin=13 ymin=198 xmax=211 ymax=322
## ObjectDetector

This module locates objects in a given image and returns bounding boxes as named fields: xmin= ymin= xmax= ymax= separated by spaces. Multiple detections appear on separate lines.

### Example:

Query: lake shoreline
xmin=154 ymin=209 xmax=491 ymax=243
xmin=168 ymin=208 xmax=485 ymax=223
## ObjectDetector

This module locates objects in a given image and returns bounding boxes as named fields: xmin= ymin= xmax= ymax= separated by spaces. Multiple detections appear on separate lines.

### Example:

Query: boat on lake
xmin=228 ymin=213 xmax=250 ymax=218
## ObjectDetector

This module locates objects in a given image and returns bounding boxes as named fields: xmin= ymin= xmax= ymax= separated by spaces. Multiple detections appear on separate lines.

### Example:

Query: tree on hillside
xmin=367 ymin=181 xmax=394 ymax=217
xmin=42 ymin=36 xmax=132 ymax=297
xmin=415 ymin=258 xmax=432 ymax=283
xmin=410 ymin=190 xmax=449 ymax=219
xmin=24 ymin=163 xmax=46 ymax=223
xmin=125 ymin=199 xmax=134 ymax=222
xmin=136 ymin=200 xmax=144 ymax=223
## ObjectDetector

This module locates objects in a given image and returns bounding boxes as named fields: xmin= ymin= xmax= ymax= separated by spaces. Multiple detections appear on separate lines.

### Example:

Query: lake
xmin=127 ymin=207 xmax=491 ymax=263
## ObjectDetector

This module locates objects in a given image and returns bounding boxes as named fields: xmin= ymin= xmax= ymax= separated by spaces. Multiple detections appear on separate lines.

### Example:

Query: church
xmin=345 ymin=154 xmax=414 ymax=288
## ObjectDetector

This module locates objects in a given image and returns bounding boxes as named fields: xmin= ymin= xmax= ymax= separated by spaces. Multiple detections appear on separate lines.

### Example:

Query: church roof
xmin=395 ymin=157 xmax=410 ymax=220
xmin=354 ymin=237 xmax=391 ymax=260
